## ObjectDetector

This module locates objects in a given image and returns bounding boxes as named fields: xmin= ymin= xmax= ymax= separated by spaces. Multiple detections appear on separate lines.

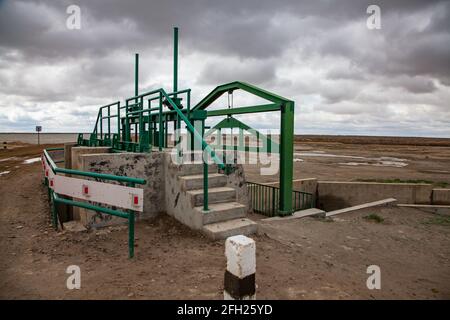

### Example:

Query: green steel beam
xmin=278 ymin=101 xmax=294 ymax=215
xmin=193 ymin=81 xmax=292 ymax=111
xmin=206 ymin=103 xmax=280 ymax=117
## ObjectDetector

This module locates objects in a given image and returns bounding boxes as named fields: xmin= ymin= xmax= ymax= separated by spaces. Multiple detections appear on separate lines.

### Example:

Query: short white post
xmin=224 ymin=235 xmax=256 ymax=300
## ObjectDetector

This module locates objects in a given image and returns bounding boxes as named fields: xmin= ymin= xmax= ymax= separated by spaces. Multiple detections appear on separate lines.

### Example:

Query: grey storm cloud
xmin=0 ymin=0 xmax=449 ymax=136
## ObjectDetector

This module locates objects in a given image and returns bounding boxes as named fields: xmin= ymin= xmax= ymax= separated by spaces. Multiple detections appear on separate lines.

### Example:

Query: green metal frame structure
xmin=43 ymin=148 xmax=146 ymax=258
xmin=77 ymin=27 xmax=299 ymax=216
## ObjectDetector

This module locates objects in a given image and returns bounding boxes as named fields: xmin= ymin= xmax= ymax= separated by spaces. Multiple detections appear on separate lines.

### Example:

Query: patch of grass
xmin=423 ymin=216 xmax=450 ymax=227
xmin=356 ymin=178 xmax=448 ymax=188
xmin=363 ymin=214 xmax=384 ymax=223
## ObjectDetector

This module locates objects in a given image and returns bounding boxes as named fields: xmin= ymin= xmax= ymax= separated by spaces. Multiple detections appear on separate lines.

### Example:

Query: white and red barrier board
xmin=42 ymin=154 xmax=144 ymax=212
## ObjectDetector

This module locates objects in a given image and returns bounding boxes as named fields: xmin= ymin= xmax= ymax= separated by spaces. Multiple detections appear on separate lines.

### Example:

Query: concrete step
xmin=195 ymin=202 xmax=247 ymax=224
xmin=175 ymin=163 xmax=218 ymax=176
xmin=179 ymin=173 xmax=227 ymax=191
xmin=202 ymin=218 xmax=258 ymax=240
xmin=188 ymin=187 xmax=236 ymax=207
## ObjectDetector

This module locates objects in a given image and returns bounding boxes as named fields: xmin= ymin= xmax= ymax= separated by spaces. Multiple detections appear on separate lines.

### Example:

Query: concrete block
xmin=225 ymin=235 xmax=256 ymax=279
xmin=317 ymin=181 xmax=432 ymax=211
xmin=202 ymin=218 xmax=257 ymax=240
xmin=432 ymin=189 xmax=450 ymax=205
xmin=264 ymin=178 xmax=317 ymax=194
xmin=79 ymin=152 xmax=164 ymax=228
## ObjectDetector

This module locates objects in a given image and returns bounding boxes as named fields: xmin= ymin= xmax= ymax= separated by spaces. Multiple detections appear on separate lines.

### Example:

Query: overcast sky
xmin=0 ymin=0 xmax=449 ymax=137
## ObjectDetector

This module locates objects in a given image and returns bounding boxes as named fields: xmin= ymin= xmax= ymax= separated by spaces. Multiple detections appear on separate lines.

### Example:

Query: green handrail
xmin=43 ymin=149 xmax=146 ymax=185
xmin=44 ymin=149 xmax=141 ymax=258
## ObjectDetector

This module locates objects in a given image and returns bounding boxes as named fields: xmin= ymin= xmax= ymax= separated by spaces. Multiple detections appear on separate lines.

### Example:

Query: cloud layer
xmin=0 ymin=0 xmax=449 ymax=137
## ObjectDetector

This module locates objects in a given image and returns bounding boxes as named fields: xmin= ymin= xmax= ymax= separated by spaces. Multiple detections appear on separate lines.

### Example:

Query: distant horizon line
xmin=0 ymin=132 xmax=449 ymax=139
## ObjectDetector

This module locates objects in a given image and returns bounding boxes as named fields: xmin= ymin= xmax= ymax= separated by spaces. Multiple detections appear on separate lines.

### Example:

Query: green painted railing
xmin=43 ymin=148 xmax=146 ymax=258
xmin=247 ymin=181 xmax=315 ymax=217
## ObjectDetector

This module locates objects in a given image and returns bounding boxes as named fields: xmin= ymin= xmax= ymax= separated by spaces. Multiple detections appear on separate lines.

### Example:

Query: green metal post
xmin=117 ymin=102 xmax=121 ymax=141
xmin=50 ymin=190 xmax=57 ymax=230
xmin=202 ymin=120 xmax=208 ymax=211
xmin=173 ymin=27 xmax=178 ymax=98
xmin=128 ymin=211 xmax=135 ymax=258
xmin=158 ymin=93 xmax=163 ymax=151
xmin=135 ymin=53 xmax=139 ymax=97
xmin=278 ymin=101 xmax=294 ymax=215
xmin=128 ymin=182 xmax=135 ymax=259
xmin=107 ymin=106 xmax=111 ymax=137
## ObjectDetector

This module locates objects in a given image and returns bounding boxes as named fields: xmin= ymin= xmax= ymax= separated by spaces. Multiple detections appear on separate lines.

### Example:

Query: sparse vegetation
xmin=356 ymin=178 xmax=449 ymax=188
xmin=423 ymin=216 xmax=450 ymax=227
xmin=363 ymin=214 xmax=384 ymax=223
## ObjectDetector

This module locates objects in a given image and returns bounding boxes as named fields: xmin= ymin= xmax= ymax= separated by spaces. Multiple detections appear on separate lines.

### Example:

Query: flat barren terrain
xmin=0 ymin=137 xmax=449 ymax=299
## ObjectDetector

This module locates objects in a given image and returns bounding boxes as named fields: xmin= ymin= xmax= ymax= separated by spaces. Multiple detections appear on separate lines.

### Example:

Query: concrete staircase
xmin=177 ymin=163 xmax=257 ymax=240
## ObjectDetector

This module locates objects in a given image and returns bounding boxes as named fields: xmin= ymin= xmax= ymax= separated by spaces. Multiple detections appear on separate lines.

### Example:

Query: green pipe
xmin=173 ymin=27 xmax=178 ymax=98
xmin=158 ymin=93 xmax=163 ymax=151
xmin=53 ymin=193 xmax=129 ymax=219
xmin=161 ymin=91 xmax=224 ymax=169
xmin=44 ymin=149 xmax=146 ymax=184
xmin=135 ymin=53 xmax=139 ymax=97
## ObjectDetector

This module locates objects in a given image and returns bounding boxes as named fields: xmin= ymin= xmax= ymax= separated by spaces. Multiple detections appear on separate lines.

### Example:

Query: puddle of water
xmin=338 ymin=161 xmax=407 ymax=168
xmin=294 ymin=151 xmax=407 ymax=168
xmin=0 ymin=171 xmax=11 ymax=176
xmin=22 ymin=157 xmax=41 ymax=164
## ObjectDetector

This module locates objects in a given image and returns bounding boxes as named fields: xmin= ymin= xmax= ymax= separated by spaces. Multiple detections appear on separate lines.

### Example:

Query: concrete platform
xmin=326 ymin=198 xmax=397 ymax=217
xmin=202 ymin=218 xmax=258 ymax=240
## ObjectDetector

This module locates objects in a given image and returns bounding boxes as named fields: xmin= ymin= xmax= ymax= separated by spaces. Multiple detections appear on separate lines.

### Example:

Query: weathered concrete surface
xmin=202 ymin=218 xmax=257 ymax=240
xmin=221 ymin=164 xmax=250 ymax=212
xmin=71 ymin=147 xmax=111 ymax=171
xmin=317 ymin=181 xmax=432 ymax=211
xmin=326 ymin=198 xmax=397 ymax=217
xmin=163 ymin=153 xmax=208 ymax=229
xmin=432 ymin=188 xmax=450 ymax=205
xmin=79 ymin=152 xmax=164 ymax=229
xmin=63 ymin=142 xmax=77 ymax=169
xmin=70 ymin=147 xmax=111 ymax=220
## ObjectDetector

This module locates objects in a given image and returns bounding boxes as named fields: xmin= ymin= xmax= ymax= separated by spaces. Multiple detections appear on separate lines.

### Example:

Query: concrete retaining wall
xmin=264 ymin=178 xmax=317 ymax=194
xmin=317 ymin=181 xmax=432 ymax=211
xmin=432 ymin=188 xmax=450 ymax=205
xmin=80 ymin=152 xmax=164 ymax=228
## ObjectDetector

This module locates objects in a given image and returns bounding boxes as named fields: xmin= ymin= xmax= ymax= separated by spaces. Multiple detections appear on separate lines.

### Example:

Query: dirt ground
xmin=0 ymin=139 xmax=449 ymax=299
xmin=245 ymin=136 xmax=450 ymax=186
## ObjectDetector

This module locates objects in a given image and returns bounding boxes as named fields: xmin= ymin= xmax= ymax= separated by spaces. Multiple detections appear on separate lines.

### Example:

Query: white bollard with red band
xmin=224 ymin=235 xmax=256 ymax=300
